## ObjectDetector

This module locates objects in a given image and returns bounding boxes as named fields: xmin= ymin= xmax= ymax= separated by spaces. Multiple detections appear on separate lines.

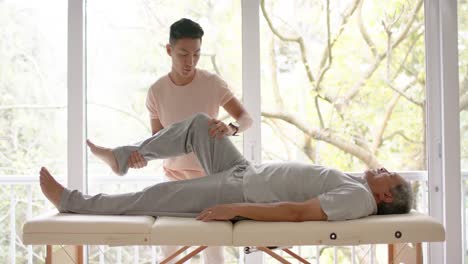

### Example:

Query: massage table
xmin=22 ymin=210 xmax=444 ymax=264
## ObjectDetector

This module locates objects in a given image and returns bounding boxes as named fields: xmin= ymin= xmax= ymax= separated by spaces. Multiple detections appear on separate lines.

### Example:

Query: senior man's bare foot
xmin=86 ymin=139 xmax=120 ymax=175
xmin=39 ymin=167 xmax=64 ymax=209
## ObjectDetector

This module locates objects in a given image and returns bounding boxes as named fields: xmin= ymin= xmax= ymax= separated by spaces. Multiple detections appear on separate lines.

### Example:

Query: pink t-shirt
xmin=146 ymin=69 xmax=234 ymax=180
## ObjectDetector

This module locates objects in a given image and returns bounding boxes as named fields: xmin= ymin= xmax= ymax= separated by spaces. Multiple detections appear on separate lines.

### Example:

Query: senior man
xmin=40 ymin=113 xmax=412 ymax=222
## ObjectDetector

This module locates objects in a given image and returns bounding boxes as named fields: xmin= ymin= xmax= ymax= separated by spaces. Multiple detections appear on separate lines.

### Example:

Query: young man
xmin=128 ymin=18 xmax=252 ymax=263
xmin=41 ymin=113 xmax=413 ymax=224
xmin=129 ymin=18 xmax=252 ymax=178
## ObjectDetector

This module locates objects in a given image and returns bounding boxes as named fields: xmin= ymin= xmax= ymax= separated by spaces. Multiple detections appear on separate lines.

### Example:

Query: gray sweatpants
xmin=59 ymin=113 xmax=249 ymax=217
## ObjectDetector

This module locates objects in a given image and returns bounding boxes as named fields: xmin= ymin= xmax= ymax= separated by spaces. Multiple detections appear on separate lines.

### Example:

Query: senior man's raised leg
xmin=88 ymin=113 xmax=247 ymax=176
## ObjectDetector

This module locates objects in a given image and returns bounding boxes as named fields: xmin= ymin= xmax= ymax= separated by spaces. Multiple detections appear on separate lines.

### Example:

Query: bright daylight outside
xmin=0 ymin=0 xmax=466 ymax=263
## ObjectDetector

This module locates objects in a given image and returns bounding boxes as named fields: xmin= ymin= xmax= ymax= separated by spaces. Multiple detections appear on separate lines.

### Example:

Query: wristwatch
xmin=228 ymin=122 xmax=240 ymax=136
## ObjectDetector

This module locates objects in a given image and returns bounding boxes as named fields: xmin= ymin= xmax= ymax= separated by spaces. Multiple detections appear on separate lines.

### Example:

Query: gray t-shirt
xmin=242 ymin=162 xmax=377 ymax=221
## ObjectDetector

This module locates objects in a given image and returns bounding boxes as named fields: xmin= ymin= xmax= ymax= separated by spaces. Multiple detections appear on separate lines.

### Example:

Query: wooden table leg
xmin=46 ymin=245 xmax=52 ymax=264
xmin=282 ymin=248 xmax=311 ymax=264
xmin=416 ymin=243 xmax=423 ymax=264
xmin=388 ymin=244 xmax=394 ymax=264
xmin=258 ymin=246 xmax=291 ymax=264
xmin=388 ymin=243 xmax=423 ymax=264
xmin=46 ymin=244 xmax=84 ymax=264
xmin=76 ymin=245 xmax=84 ymax=264
xmin=161 ymin=246 xmax=190 ymax=264
xmin=175 ymin=246 xmax=208 ymax=264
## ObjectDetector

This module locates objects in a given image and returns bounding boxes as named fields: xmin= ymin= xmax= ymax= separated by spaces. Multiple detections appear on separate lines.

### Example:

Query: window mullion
xmin=68 ymin=0 xmax=86 ymax=193
xmin=242 ymin=0 xmax=262 ymax=165
xmin=242 ymin=0 xmax=262 ymax=263
xmin=425 ymin=0 xmax=461 ymax=263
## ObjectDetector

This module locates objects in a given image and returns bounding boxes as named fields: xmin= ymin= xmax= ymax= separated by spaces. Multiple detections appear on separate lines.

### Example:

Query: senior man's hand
xmin=196 ymin=204 xmax=238 ymax=222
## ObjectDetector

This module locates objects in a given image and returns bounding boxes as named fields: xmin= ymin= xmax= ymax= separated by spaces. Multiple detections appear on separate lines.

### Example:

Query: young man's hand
xmin=196 ymin=204 xmax=237 ymax=221
xmin=127 ymin=151 xmax=148 ymax=169
xmin=208 ymin=119 xmax=235 ymax=139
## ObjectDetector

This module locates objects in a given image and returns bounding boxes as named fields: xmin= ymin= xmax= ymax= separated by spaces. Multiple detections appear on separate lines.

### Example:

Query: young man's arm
xmin=208 ymin=97 xmax=252 ymax=138
xmin=223 ymin=98 xmax=248 ymax=119
xmin=220 ymin=98 xmax=253 ymax=135
xmin=149 ymin=118 xmax=164 ymax=135
xmin=196 ymin=198 xmax=328 ymax=222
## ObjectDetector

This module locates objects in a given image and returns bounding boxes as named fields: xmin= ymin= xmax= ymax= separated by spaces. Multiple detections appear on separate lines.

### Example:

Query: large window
xmin=260 ymin=0 xmax=425 ymax=262
xmin=0 ymin=0 xmax=67 ymax=262
xmin=85 ymin=0 xmax=242 ymax=262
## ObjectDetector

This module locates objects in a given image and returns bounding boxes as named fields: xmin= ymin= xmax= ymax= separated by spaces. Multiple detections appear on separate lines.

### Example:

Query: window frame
xmin=424 ymin=0 xmax=461 ymax=263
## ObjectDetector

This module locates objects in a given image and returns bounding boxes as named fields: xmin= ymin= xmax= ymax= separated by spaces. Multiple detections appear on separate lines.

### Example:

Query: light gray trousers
xmin=59 ymin=113 xmax=249 ymax=217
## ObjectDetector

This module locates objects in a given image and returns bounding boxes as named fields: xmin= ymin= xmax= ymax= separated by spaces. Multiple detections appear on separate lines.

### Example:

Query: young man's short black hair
xmin=169 ymin=18 xmax=204 ymax=45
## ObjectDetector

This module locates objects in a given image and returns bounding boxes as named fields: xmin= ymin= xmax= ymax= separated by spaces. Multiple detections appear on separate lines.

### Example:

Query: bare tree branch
xmin=383 ymin=130 xmax=422 ymax=144
xmin=317 ymin=0 xmax=362 ymax=70
xmin=303 ymin=135 xmax=316 ymax=163
xmin=336 ymin=0 xmax=423 ymax=110
xmin=382 ymin=11 xmax=400 ymax=83
xmin=260 ymin=0 xmax=315 ymax=85
xmin=460 ymin=66 xmax=468 ymax=111
xmin=372 ymin=94 xmax=400 ymax=153
xmin=357 ymin=0 xmax=377 ymax=57
xmin=264 ymin=118 xmax=294 ymax=160
xmin=392 ymin=31 xmax=424 ymax=81
xmin=461 ymin=65 xmax=468 ymax=94
xmin=262 ymin=112 xmax=380 ymax=167
xmin=461 ymin=93 xmax=468 ymax=111
xmin=260 ymin=0 xmax=301 ymax=42
xmin=313 ymin=0 xmax=333 ymax=91
xmin=315 ymin=95 xmax=325 ymax=128
xmin=386 ymin=78 xmax=422 ymax=106
xmin=315 ymin=0 xmax=361 ymax=92
xmin=269 ymin=35 xmax=285 ymax=110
